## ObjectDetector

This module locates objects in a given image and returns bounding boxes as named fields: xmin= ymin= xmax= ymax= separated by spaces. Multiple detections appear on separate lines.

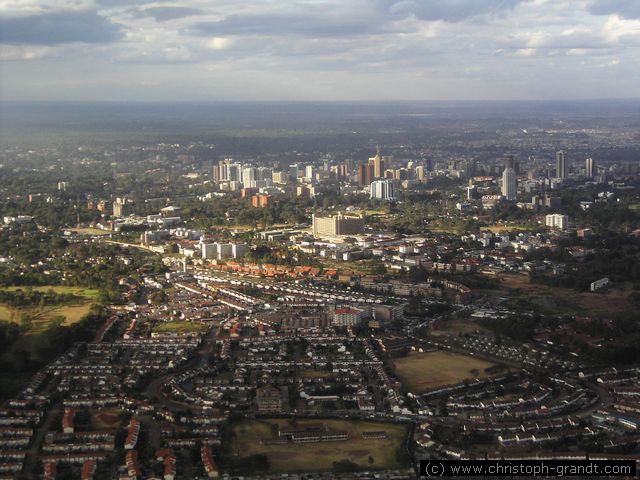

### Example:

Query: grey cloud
xmin=189 ymin=12 xmax=388 ymax=38
xmin=379 ymin=0 xmax=526 ymax=22
xmin=588 ymin=0 xmax=640 ymax=19
xmin=96 ymin=0 xmax=158 ymax=6
xmin=0 ymin=11 xmax=123 ymax=45
xmin=139 ymin=6 xmax=205 ymax=21
xmin=189 ymin=0 xmax=526 ymax=40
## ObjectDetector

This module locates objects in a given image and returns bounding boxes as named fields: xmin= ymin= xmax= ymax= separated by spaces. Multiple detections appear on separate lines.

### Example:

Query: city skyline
xmin=1 ymin=0 xmax=640 ymax=102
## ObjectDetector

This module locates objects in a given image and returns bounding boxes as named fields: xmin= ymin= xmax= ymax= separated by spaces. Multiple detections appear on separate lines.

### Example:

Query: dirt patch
xmin=97 ymin=413 xmax=118 ymax=425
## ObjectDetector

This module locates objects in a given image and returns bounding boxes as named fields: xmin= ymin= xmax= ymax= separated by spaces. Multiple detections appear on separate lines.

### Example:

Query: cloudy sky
xmin=1 ymin=0 xmax=639 ymax=101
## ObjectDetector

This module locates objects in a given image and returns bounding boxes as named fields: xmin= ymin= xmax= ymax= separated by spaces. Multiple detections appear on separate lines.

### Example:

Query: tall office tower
xmin=466 ymin=159 xmax=477 ymax=177
xmin=242 ymin=167 xmax=257 ymax=187
xmin=358 ymin=163 xmax=375 ymax=186
xmin=368 ymin=146 xmax=385 ymax=178
xmin=415 ymin=165 xmax=425 ymax=181
xmin=227 ymin=164 xmax=241 ymax=182
xmin=289 ymin=164 xmax=300 ymax=180
xmin=219 ymin=158 xmax=237 ymax=181
xmin=272 ymin=171 xmax=288 ymax=184
xmin=585 ymin=157 xmax=594 ymax=178
xmin=257 ymin=167 xmax=273 ymax=182
xmin=501 ymin=167 xmax=517 ymax=200
xmin=219 ymin=159 xmax=229 ymax=181
xmin=504 ymin=155 xmax=515 ymax=170
xmin=212 ymin=164 xmax=221 ymax=182
xmin=305 ymin=165 xmax=315 ymax=181
xmin=344 ymin=158 xmax=354 ymax=175
xmin=370 ymin=179 xmax=396 ymax=200
xmin=556 ymin=150 xmax=567 ymax=179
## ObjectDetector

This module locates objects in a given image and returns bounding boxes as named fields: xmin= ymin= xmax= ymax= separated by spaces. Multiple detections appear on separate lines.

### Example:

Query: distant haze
xmin=1 ymin=0 xmax=640 ymax=101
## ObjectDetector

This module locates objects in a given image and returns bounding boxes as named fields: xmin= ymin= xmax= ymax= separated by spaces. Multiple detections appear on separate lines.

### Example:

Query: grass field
xmin=152 ymin=321 xmax=209 ymax=334
xmin=0 ymin=286 xmax=99 ymax=334
xmin=393 ymin=351 xmax=505 ymax=393
xmin=232 ymin=419 xmax=409 ymax=473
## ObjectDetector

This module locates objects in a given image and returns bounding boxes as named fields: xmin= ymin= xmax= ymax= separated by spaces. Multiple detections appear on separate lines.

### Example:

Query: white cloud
xmin=206 ymin=36 xmax=233 ymax=50
xmin=0 ymin=44 xmax=56 ymax=60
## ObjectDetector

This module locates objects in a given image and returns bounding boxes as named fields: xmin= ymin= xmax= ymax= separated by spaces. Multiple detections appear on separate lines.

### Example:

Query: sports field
xmin=232 ymin=418 xmax=409 ymax=473
xmin=393 ymin=350 xmax=505 ymax=393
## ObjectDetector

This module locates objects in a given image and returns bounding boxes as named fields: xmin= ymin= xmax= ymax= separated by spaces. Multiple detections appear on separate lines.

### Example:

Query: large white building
xmin=501 ymin=167 xmax=517 ymax=200
xmin=370 ymin=179 xmax=396 ymax=200
xmin=202 ymin=242 xmax=248 ymax=260
xmin=333 ymin=307 xmax=363 ymax=326
xmin=545 ymin=214 xmax=569 ymax=231
xmin=242 ymin=167 xmax=258 ymax=188
xmin=312 ymin=213 xmax=364 ymax=237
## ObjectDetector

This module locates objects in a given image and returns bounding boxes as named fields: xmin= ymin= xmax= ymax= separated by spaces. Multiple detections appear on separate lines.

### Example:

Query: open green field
xmin=152 ymin=320 xmax=209 ymax=334
xmin=232 ymin=419 xmax=409 ymax=473
xmin=393 ymin=351 xmax=506 ymax=393
xmin=0 ymin=286 xmax=100 ymax=334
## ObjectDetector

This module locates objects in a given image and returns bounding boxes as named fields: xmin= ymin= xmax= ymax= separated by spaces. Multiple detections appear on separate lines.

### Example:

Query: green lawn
xmin=232 ymin=419 xmax=409 ymax=473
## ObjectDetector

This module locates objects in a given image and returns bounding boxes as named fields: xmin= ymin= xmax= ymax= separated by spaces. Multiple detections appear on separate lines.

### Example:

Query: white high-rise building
xmin=305 ymin=165 xmax=315 ymax=181
xmin=201 ymin=242 xmax=248 ymax=260
xmin=242 ymin=167 xmax=257 ymax=187
xmin=501 ymin=167 xmax=517 ymax=200
xmin=545 ymin=214 xmax=569 ymax=231
xmin=370 ymin=179 xmax=396 ymax=200
xmin=585 ymin=157 xmax=594 ymax=178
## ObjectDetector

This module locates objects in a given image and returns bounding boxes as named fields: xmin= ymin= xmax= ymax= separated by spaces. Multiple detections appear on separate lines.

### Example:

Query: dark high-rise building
xmin=556 ymin=150 xmax=567 ymax=179
xmin=504 ymin=155 xmax=515 ymax=170
xmin=358 ymin=163 xmax=374 ymax=186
